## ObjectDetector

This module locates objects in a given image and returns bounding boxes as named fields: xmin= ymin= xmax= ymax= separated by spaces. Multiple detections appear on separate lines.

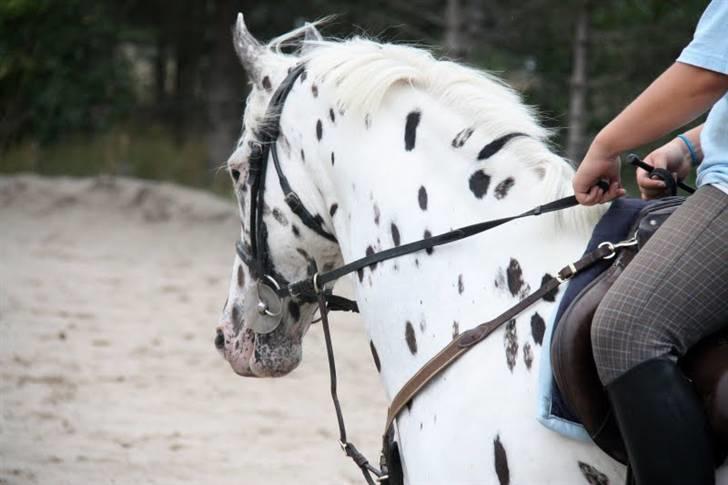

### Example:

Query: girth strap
xmin=383 ymin=243 xmax=614 ymax=434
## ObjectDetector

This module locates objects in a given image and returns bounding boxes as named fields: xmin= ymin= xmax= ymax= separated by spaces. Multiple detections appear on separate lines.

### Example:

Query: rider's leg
xmin=591 ymin=184 xmax=728 ymax=485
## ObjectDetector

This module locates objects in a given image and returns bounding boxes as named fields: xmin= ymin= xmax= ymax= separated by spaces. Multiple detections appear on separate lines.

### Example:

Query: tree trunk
xmin=444 ymin=0 xmax=466 ymax=59
xmin=205 ymin=0 xmax=245 ymax=175
xmin=567 ymin=1 xmax=591 ymax=163
xmin=463 ymin=0 xmax=484 ymax=59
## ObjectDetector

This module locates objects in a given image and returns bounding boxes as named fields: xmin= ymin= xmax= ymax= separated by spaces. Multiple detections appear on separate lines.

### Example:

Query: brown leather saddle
xmin=551 ymin=202 xmax=728 ymax=465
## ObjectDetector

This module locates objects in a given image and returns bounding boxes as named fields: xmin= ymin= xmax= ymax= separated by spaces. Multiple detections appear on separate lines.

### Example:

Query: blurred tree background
xmin=0 ymin=0 xmax=707 ymax=192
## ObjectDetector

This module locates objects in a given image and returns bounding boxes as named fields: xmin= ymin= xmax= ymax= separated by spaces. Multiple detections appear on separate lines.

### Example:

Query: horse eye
xmin=231 ymin=169 xmax=241 ymax=182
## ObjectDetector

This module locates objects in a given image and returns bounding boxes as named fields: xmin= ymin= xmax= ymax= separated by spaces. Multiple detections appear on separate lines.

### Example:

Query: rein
xmin=235 ymin=62 xmax=645 ymax=484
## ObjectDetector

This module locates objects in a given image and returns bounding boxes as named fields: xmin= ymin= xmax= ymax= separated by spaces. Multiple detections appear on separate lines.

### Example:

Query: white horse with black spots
xmin=215 ymin=16 xmax=728 ymax=485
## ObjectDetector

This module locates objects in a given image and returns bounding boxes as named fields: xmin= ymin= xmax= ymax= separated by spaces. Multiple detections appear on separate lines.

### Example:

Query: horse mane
xmin=259 ymin=30 xmax=605 ymax=237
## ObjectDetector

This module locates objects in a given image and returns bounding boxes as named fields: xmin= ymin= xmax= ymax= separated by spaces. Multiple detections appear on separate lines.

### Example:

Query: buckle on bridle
xmin=288 ymin=273 xmax=323 ymax=302
xmin=285 ymin=192 xmax=302 ymax=211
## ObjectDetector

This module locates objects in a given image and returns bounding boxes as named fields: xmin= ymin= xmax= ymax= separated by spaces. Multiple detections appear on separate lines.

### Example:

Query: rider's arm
xmin=573 ymin=63 xmax=728 ymax=205
xmin=590 ymin=63 xmax=727 ymax=159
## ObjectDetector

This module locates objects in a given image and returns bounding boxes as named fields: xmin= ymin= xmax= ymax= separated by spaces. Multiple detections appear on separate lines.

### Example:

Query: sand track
xmin=0 ymin=175 xmax=386 ymax=485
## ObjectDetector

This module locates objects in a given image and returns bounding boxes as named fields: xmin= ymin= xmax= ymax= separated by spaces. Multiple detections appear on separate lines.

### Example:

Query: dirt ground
xmin=0 ymin=174 xmax=387 ymax=485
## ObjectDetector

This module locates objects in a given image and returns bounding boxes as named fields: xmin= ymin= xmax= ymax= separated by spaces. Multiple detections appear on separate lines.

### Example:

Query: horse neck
xmin=297 ymin=83 xmax=597 ymax=399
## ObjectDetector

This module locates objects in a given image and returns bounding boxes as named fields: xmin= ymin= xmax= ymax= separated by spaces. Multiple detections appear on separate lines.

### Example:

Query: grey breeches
xmin=591 ymin=184 xmax=728 ymax=385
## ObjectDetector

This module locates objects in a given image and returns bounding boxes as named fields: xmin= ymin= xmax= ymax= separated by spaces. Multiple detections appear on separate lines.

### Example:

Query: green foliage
xmin=0 ymin=0 xmax=712 ymax=191
xmin=0 ymin=0 xmax=133 ymax=147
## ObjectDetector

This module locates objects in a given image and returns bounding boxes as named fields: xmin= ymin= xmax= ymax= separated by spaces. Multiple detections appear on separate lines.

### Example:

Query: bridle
xmin=232 ymin=62 xmax=690 ymax=484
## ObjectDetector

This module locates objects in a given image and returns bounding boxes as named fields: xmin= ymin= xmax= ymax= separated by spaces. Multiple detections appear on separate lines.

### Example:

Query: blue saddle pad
xmin=537 ymin=197 xmax=649 ymax=440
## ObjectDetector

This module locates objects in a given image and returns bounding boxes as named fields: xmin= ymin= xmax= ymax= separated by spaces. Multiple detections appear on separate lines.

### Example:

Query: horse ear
xmin=233 ymin=13 xmax=264 ymax=83
xmin=300 ymin=22 xmax=323 ymax=56
xmin=303 ymin=22 xmax=323 ymax=42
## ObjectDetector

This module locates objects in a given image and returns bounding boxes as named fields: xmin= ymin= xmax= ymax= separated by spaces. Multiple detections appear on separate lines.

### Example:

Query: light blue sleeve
xmin=677 ymin=1 xmax=728 ymax=74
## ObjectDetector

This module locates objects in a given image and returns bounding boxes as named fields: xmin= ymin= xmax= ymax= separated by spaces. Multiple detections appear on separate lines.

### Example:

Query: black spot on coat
xmin=316 ymin=120 xmax=323 ymax=140
xmin=404 ymin=111 xmax=421 ymax=151
xmin=329 ymin=203 xmax=338 ymax=217
xmin=329 ymin=108 xmax=336 ymax=123
xmin=373 ymin=204 xmax=381 ymax=225
xmin=469 ymin=170 xmax=491 ymax=199
xmin=311 ymin=84 xmax=318 ymax=97
xmin=288 ymin=301 xmax=301 ymax=321
xmin=237 ymin=265 xmax=245 ymax=287
xmin=531 ymin=312 xmax=545 ymax=346
xmin=300 ymin=70 xmax=307 ymax=82
xmin=523 ymin=342 xmax=534 ymax=369
xmin=477 ymin=132 xmax=526 ymax=160
xmin=232 ymin=306 xmax=243 ymax=335
xmin=369 ymin=340 xmax=381 ymax=372
xmin=300 ymin=149 xmax=306 ymax=162
xmin=391 ymin=223 xmax=401 ymax=247
xmin=418 ymin=186 xmax=428 ymax=210
xmin=366 ymin=246 xmax=377 ymax=270
xmin=457 ymin=274 xmax=464 ymax=294
xmin=540 ymin=273 xmax=558 ymax=301
xmin=493 ymin=435 xmax=510 ymax=485
xmin=506 ymin=258 xmax=525 ymax=297
xmin=331 ymin=152 xmax=335 ymax=166
xmin=494 ymin=177 xmax=515 ymax=200
xmin=423 ymin=230 xmax=433 ymax=255
xmin=452 ymin=321 xmax=460 ymax=339
xmin=452 ymin=127 xmax=474 ymax=148
xmin=292 ymin=225 xmax=301 ymax=238
xmin=262 ymin=76 xmax=272 ymax=91
xmin=504 ymin=319 xmax=518 ymax=372
xmin=272 ymin=207 xmax=288 ymax=226
xmin=405 ymin=321 xmax=417 ymax=355
xmin=578 ymin=462 xmax=609 ymax=485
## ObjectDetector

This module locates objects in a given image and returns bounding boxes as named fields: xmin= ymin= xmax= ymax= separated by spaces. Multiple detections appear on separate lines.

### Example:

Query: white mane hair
xmin=251 ymin=28 xmax=605 ymax=237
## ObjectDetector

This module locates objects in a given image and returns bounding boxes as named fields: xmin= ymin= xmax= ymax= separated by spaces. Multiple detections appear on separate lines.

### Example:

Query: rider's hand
xmin=637 ymin=138 xmax=692 ymax=200
xmin=573 ymin=142 xmax=626 ymax=206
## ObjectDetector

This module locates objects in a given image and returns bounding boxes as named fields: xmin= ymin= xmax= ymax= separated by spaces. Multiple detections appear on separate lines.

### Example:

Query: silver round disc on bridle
xmin=248 ymin=276 xmax=284 ymax=335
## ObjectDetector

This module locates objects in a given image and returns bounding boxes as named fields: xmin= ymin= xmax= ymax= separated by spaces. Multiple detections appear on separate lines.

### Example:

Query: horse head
xmin=217 ymin=14 xmax=341 ymax=378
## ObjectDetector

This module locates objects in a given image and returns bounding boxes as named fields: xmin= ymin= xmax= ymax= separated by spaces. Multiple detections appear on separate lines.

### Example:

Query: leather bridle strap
xmin=383 ymin=243 xmax=615 ymax=434
xmin=247 ymin=63 xmax=335 ymax=282
xmin=282 ymin=195 xmax=581 ymax=301
xmin=318 ymin=293 xmax=387 ymax=485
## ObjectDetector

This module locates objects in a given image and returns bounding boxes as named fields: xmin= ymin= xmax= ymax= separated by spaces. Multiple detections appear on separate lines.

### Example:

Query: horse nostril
xmin=214 ymin=329 xmax=225 ymax=349
xmin=231 ymin=169 xmax=240 ymax=182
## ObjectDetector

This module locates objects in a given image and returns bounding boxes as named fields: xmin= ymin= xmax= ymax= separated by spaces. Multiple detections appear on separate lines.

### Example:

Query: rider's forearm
xmin=591 ymin=62 xmax=728 ymax=157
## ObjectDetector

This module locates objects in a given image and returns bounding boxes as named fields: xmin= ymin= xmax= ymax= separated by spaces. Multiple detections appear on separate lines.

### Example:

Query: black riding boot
xmin=606 ymin=358 xmax=715 ymax=485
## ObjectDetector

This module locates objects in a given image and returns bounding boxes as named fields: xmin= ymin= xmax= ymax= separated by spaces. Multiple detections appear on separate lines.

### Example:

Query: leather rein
xmin=234 ymin=63 xmax=651 ymax=484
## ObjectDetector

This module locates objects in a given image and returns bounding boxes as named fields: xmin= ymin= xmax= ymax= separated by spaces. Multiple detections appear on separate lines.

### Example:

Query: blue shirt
xmin=677 ymin=1 xmax=728 ymax=193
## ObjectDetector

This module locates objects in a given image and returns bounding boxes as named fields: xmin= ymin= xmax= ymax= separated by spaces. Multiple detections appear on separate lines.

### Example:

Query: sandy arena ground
xmin=0 ymin=174 xmax=387 ymax=484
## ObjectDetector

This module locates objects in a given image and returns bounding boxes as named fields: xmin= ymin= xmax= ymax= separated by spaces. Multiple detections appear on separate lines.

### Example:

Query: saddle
xmin=551 ymin=197 xmax=728 ymax=465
